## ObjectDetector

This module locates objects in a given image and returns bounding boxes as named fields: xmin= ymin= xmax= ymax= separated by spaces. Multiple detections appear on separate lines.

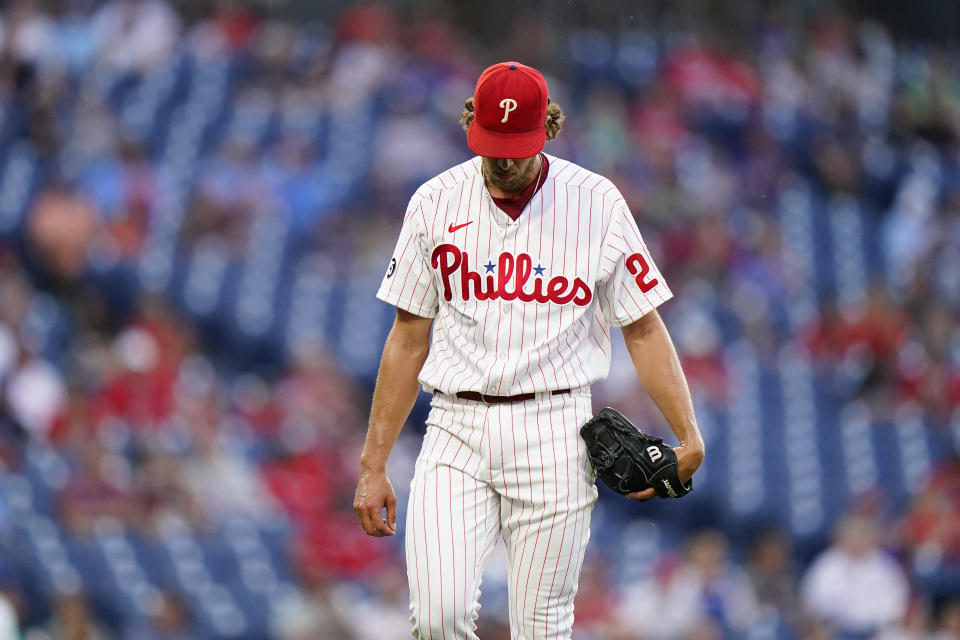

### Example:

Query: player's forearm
xmin=361 ymin=324 xmax=431 ymax=471
xmin=621 ymin=311 xmax=704 ymax=456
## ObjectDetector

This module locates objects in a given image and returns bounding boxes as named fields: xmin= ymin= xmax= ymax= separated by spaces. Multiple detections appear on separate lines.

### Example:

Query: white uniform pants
xmin=406 ymin=389 xmax=598 ymax=640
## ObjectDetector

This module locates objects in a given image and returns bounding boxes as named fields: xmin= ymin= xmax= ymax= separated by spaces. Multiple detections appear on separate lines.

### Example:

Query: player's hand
xmin=626 ymin=488 xmax=657 ymax=501
xmin=624 ymin=442 xmax=703 ymax=501
xmin=354 ymin=467 xmax=397 ymax=537
xmin=674 ymin=442 xmax=705 ymax=484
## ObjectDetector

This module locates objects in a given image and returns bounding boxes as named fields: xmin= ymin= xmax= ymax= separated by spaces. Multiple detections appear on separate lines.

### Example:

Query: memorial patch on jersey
xmin=430 ymin=243 xmax=592 ymax=306
xmin=386 ymin=257 xmax=397 ymax=278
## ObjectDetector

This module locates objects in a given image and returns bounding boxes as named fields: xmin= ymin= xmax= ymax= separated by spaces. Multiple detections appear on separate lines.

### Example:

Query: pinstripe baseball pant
xmin=406 ymin=389 xmax=598 ymax=640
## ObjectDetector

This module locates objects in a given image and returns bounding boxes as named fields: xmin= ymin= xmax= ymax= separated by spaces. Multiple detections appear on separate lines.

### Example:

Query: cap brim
xmin=467 ymin=120 xmax=546 ymax=158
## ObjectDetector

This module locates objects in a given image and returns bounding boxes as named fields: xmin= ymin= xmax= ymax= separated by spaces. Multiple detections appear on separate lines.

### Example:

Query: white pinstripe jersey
xmin=376 ymin=154 xmax=673 ymax=396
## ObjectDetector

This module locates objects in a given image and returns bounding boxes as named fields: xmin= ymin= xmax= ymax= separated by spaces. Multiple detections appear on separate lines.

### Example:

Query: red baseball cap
xmin=467 ymin=61 xmax=549 ymax=158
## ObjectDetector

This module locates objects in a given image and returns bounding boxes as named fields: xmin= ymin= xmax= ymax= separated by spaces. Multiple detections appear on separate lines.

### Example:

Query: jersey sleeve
xmin=596 ymin=201 xmax=673 ymax=327
xmin=376 ymin=195 xmax=439 ymax=318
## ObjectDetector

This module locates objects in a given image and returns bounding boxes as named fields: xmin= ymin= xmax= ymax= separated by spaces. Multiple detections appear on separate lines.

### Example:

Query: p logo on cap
xmin=499 ymin=98 xmax=518 ymax=123
xmin=467 ymin=61 xmax=549 ymax=158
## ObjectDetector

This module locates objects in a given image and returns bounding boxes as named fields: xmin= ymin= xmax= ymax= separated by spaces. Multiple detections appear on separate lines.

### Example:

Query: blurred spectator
xmin=903 ymin=457 xmax=960 ymax=577
xmin=325 ymin=5 xmax=398 ymax=113
xmin=56 ymin=0 xmax=101 ymax=76
xmin=572 ymin=554 xmax=621 ymax=638
xmin=875 ymin=599 xmax=933 ymax=640
xmin=747 ymin=529 xmax=799 ymax=621
xmin=5 ymin=344 xmax=66 ymax=438
xmin=260 ymin=134 xmax=330 ymax=232
xmin=276 ymin=344 xmax=366 ymax=442
xmin=0 ymin=583 xmax=19 ymax=640
xmin=614 ymin=531 xmax=760 ymax=638
xmin=0 ymin=1 xmax=54 ymax=147
xmin=805 ymin=287 xmax=908 ymax=403
xmin=80 ymin=139 xmax=158 ymax=260
xmin=371 ymin=74 xmax=466 ymax=194
xmin=670 ymin=293 xmax=726 ymax=403
xmin=278 ymin=460 xmax=392 ymax=579
xmin=128 ymin=590 xmax=199 ymax=640
xmin=337 ymin=564 xmax=412 ymax=640
xmin=271 ymin=568 xmax=357 ymax=640
xmin=180 ymin=423 xmax=276 ymax=524
xmin=58 ymin=438 xmax=140 ymax=534
xmin=0 ymin=2 xmax=56 ymax=69
xmin=0 ymin=1 xmax=65 ymax=151
xmin=88 ymin=327 xmax=174 ymax=431
xmin=211 ymin=0 xmax=262 ymax=53
xmin=801 ymin=515 xmax=910 ymax=636
xmin=134 ymin=448 xmax=198 ymax=531
xmin=91 ymin=0 xmax=180 ymax=74
xmin=26 ymin=184 xmax=98 ymax=281
xmin=187 ymin=138 xmax=265 ymax=249
xmin=931 ymin=598 xmax=960 ymax=640
xmin=32 ymin=591 xmax=108 ymax=640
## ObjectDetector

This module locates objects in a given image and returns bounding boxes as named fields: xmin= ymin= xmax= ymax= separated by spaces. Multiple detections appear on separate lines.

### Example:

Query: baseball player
xmin=354 ymin=61 xmax=705 ymax=639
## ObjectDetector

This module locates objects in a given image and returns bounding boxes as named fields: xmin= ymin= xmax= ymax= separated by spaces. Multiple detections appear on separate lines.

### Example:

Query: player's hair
xmin=459 ymin=97 xmax=564 ymax=141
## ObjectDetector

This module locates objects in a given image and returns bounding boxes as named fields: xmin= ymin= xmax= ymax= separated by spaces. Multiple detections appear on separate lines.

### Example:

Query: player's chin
xmin=490 ymin=173 xmax=519 ymax=188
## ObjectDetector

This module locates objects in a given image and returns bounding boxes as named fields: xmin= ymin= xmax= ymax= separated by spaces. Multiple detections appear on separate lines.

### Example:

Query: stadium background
xmin=0 ymin=0 xmax=958 ymax=638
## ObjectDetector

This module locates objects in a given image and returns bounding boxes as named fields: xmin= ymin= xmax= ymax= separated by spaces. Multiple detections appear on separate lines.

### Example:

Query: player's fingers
xmin=626 ymin=488 xmax=657 ymax=501
xmin=372 ymin=509 xmax=395 ymax=536
xmin=356 ymin=504 xmax=387 ymax=537
xmin=380 ymin=517 xmax=396 ymax=536
xmin=386 ymin=495 xmax=397 ymax=534
xmin=355 ymin=506 xmax=376 ymax=536
xmin=364 ymin=503 xmax=395 ymax=537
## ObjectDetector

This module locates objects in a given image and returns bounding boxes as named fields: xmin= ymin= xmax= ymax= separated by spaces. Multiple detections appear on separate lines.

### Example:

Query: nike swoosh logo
xmin=448 ymin=221 xmax=474 ymax=233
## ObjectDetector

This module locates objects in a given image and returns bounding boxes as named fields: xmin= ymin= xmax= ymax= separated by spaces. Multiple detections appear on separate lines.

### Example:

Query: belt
xmin=455 ymin=389 xmax=571 ymax=405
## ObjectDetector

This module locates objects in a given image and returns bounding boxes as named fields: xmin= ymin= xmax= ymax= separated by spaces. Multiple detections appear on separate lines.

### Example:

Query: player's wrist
xmin=675 ymin=431 xmax=704 ymax=452
xmin=359 ymin=453 xmax=389 ymax=472
xmin=676 ymin=439 xmax=705 ymax=467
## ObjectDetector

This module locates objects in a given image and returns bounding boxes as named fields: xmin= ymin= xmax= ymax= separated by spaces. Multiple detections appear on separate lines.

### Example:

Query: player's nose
xmin=496 ymin=158 xmax=515 ymax=171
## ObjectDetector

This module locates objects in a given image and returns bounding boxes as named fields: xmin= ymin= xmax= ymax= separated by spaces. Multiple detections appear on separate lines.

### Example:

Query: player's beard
xmin=482 ymin=155 xmax=540 ymax=196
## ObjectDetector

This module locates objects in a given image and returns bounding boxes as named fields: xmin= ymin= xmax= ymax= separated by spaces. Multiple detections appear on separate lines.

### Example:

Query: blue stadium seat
xmin=828 ymin=195 xmax=869 ymax=309
xmin=725 ymin=341 xmax=767 ymax=516
xmin=0 ymin=141 xmax=40 ymax=235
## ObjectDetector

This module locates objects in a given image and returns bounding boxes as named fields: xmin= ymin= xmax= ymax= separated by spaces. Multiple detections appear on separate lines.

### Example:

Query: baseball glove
xmin=580 ymin=407 xmax=692 ymax=499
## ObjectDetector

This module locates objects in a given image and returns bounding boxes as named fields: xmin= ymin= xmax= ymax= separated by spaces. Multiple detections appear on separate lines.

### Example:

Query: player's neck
xmin=484 ymin=155 xmax=542 ymax=199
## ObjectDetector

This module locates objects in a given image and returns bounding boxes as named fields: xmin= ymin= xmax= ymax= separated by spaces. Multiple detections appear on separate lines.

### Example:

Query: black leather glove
xmin=580 ymin=407 xmax=692 ymax=499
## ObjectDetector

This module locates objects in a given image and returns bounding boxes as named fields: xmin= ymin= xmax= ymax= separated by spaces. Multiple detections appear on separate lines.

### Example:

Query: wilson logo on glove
xmin=661 ymin=479 xmax=678 ymax=498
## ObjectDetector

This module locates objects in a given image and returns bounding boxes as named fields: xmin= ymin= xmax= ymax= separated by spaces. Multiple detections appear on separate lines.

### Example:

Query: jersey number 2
xmin=626 ymin=253 xmax=659 ymax=293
